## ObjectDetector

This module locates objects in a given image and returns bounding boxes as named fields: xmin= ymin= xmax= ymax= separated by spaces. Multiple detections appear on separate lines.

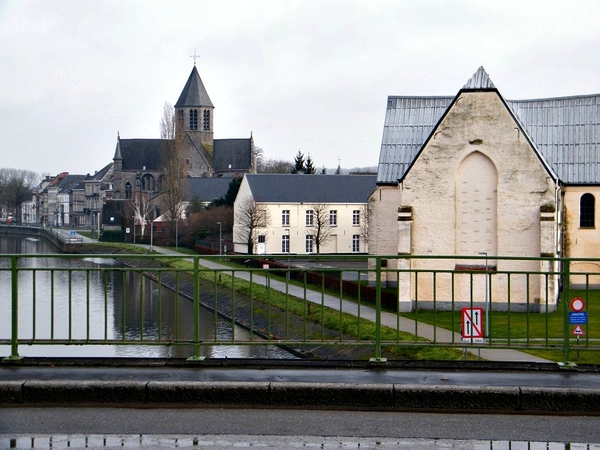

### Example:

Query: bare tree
xmin=130 ymin=190 xmax=154 ymax=239
xmin=235 ymin=196 xmax=270 ymax=254
xmin=0 ymin=168 xmax=39 ymax=222
xmin=359 ymin=202 xmax=370 ymax=251
xmin=306 ymin=203 xmax=334 ymax=254
xmin=257 ymin=157 xmax=294 ymax=174
xmin=159 ymin=102 xmax=187 ymax=235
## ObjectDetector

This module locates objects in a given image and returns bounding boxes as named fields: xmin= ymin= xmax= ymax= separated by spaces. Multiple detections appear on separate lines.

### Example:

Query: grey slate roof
xmin=245 ymin=174 xmax=376 ymax=203
xmin=175 ymin=66 xmax=214 ymax=108
xmin=186 ymin=177 xmax=232 ymax=203
xmin=57 ymin=174 xmax=87 ymax=193
xmin=213 ymin=138 xmax=252 ymax=173
xmin=117 ymin=139 xmax=171 ymax=171
xmin=377 ymin=67 xmax=600 ymax=185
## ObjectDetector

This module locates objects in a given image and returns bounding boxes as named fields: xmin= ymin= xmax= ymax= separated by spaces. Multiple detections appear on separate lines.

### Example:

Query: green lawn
xmin=401 ymin=289 xmax=600 ymax=364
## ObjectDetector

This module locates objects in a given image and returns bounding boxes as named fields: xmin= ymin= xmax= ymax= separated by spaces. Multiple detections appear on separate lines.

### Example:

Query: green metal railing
xmin=1 ymin=253 xmax=598 ymax=364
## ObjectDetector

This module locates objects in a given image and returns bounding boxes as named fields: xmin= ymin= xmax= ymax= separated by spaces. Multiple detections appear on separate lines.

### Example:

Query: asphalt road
xmin=2 ymin=408 xmax=600 ymax=447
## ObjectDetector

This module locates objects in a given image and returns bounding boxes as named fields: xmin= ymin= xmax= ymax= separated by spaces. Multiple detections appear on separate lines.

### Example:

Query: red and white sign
xmin=462 ymin=308 xmax=484 ymax=343
xmin=572 ymin=325 xmax=585 ymax=336
xmin=570 ymin=297 xmax=585 ymax=312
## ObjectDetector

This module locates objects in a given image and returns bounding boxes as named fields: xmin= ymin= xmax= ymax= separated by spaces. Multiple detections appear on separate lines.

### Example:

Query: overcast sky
xmin=1 ymin=0 xmax=599 ymax=177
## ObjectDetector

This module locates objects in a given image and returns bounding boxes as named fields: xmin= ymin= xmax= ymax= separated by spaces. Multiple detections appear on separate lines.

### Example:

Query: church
xmin=111 ymin=64 xmax=255 ymax=203
xmin=369 ymin=67 xmax=600 ymax=312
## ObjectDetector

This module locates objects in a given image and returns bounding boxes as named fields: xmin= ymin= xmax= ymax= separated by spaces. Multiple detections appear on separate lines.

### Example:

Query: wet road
xmin=2 ymin=408 xmax=600 ymax=447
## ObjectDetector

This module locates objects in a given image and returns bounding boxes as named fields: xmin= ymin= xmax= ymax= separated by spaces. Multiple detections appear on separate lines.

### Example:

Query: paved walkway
xmin=133 ymin=243 xmax=550 ymax=363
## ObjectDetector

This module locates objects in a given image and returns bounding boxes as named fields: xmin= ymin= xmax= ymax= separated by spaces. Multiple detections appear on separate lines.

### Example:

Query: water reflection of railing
xmin=1 ymin=253 xmax=600 ymax=364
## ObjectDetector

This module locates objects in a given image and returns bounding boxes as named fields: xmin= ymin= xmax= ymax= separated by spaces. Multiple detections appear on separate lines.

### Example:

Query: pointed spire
xmin=175 ymin=66 xmax=214 ymax=108
xmin=335 ymin=157 xmax=342 ymax=175
xmin=463 ymin=66 xmax=496 ymax=90
xmin=113 ymin=134 xmax=123 ymax=161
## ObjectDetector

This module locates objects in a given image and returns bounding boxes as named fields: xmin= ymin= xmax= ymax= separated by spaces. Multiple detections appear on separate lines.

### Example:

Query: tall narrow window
xmin=329 ymin=210 xmax=337 ymax=226
xmin=352 ymin=210 xmax=360 ymax=226
xmin=203 ymin=110 xmax=211 ymax=131
xmin=282 ymin=210 xmax=290 ymax=226
xmin=189 ymin=109 xmax=198 ymax=131
xmin=305 ymin=235 xmax=314 ymax=253
xmin=282 ymin=234 xmax=289 ymax=253
xmin=306 ymin=210 xmax=314 ymax=226
xmin=125 ymin=182 xmax=132 ymax=199
xmin=352 ymin=235 xmax=360 ymax=253
xmin=580 ymin=193 xmax=595 ymax=227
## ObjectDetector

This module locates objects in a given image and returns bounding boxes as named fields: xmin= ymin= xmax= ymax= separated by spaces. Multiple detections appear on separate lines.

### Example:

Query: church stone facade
xmin=369 ymin=67 xmax=600 ymax=312
xmin=112 ymin=65 xmax=255 ymax=207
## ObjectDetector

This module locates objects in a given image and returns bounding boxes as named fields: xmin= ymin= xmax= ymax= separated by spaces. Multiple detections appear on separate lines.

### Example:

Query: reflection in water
xmin=0 ymin=235 xmax=294 ymax=359
xmin=1 ymin=435 xmax=597 ymax=449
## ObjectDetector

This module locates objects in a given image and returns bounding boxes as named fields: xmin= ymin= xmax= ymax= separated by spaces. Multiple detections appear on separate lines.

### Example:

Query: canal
xmin=0 ymin=234 xmax=294 ymax=359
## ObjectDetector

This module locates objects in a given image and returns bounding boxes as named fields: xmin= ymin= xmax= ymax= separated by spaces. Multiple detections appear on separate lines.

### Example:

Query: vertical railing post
xmin=4 ymin=256 xmax=21 ymax=361
xmin=561 ymin=257 xmax=572 ymax=367
xmin=370 ymin=256 xmax=386 ymax=364
xmin=187 ymin=256 xmax=204 ymax=362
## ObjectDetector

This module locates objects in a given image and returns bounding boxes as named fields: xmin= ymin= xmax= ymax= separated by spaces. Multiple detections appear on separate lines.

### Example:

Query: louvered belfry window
xmin=189 ymin=109 xmax=198 ymax=131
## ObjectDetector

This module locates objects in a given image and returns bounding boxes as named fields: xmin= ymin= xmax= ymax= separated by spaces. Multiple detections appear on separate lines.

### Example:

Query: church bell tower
xmin=174 ymin=64 xmax=215 ymax=175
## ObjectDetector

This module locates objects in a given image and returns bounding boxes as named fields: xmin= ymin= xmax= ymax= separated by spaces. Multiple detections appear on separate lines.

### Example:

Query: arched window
xmin=125 ymin=182 xmax=132 ymax=199
xmin=203 ymin=110 xmax=211 ymax=131
xmin=141 ymin=174 xmax=155 ymax=192
xmin=157 ymin=175 xmax=165 ymax=192
xmin=189 ymin=109 xmax=198 ymax=131
xmin=580 ymin=193 xmax=595 ymax=228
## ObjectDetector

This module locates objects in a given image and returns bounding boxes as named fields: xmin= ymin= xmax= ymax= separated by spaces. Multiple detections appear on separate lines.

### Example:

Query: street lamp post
xmin=285 ymin=228 xmax=291 ymax=278
xmin=217 ymin=222 xmax=222 ymax=258
xmin=479 ymin=251 xmax=489 ymax=337
xmin=132 ymin=216 xmax=136 ymax=244
xmin=175 ymin=218 xmax=179 ymax=250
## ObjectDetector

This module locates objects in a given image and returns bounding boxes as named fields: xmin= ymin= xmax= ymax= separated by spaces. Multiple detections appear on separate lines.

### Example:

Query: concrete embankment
xmin=0 ymin=225 xmax=81 ymax=253
xmin=2 ymin=359 xmax=600 ymax=414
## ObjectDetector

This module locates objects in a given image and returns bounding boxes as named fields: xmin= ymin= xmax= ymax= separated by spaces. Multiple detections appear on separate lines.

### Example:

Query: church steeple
xmin=175 ymin=66 xmax=214 ymax=141
xmin=175 ymin=66 xmax=214 ymax=109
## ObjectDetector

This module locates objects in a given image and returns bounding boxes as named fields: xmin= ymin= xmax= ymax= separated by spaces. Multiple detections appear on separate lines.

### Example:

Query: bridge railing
xmin=0 ymin=253 xmax=598 ymax=364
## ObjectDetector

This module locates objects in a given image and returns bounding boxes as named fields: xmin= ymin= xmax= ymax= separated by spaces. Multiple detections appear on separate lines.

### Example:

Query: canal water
xmin=0 ymin=234 xmax=294 ymax=359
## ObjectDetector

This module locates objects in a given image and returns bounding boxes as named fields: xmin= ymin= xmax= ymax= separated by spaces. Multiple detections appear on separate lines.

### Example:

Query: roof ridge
xmin=462 ymin=66 xmax=496 ymax=90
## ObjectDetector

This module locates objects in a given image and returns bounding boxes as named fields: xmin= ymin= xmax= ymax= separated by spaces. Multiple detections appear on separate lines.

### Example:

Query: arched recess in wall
xmin=455 ymin=151 xmax=498 ymax=262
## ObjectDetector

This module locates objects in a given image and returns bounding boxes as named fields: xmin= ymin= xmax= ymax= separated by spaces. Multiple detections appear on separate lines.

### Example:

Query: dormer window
xmin=203 ymin=110 xmax=211 ymax=131
xmin=189 ymin=109 xmax=198 ymax=131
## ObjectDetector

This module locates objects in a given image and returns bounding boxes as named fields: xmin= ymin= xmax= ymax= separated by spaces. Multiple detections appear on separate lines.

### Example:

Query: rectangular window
xmin=352 ymin=234 xmax=360 ymax=253
xmin=306 ymin=210 xmax=314 ymax=226
xmin=306 ymin=235 xmax=314 ymax=253
xmin=258 ymin=235 xmax=265 ymax=243
xmin=352 ymin=210 xmax=360 ymax=226
xmin=282 ymin=234 xmax=289 ymax=253
xmin=282 ymin=210 xmax=290 ymax=226
xmin=329 ymin=210 xmax=337 ymax=226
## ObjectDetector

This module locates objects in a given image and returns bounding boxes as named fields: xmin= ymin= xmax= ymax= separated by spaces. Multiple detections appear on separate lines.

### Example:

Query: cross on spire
xmin=190 ymin=48 xmax=199 ymax=66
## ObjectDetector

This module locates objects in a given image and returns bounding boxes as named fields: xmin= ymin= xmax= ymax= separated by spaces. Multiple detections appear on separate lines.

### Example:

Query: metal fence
xmin=1 ymin=253 xmax=598 ymax=364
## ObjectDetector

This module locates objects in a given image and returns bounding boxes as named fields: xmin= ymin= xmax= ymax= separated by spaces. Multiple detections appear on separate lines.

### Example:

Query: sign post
xmin=569 ymin=298 xmax=587 ymax=357
xmin=462 ymin=308 xmax=484 ymax=343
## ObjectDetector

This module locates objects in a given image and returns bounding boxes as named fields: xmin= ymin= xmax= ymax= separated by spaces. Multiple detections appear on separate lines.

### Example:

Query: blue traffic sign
xmin=569 ymin=312 xmax=587 ymax=325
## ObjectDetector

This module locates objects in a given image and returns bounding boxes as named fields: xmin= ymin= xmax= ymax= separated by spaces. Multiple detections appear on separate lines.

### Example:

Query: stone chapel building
xmin=369 ymin=67 xmax=600 ymax=312
xmin=111 ymin=64 xmax=255 ymax=204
